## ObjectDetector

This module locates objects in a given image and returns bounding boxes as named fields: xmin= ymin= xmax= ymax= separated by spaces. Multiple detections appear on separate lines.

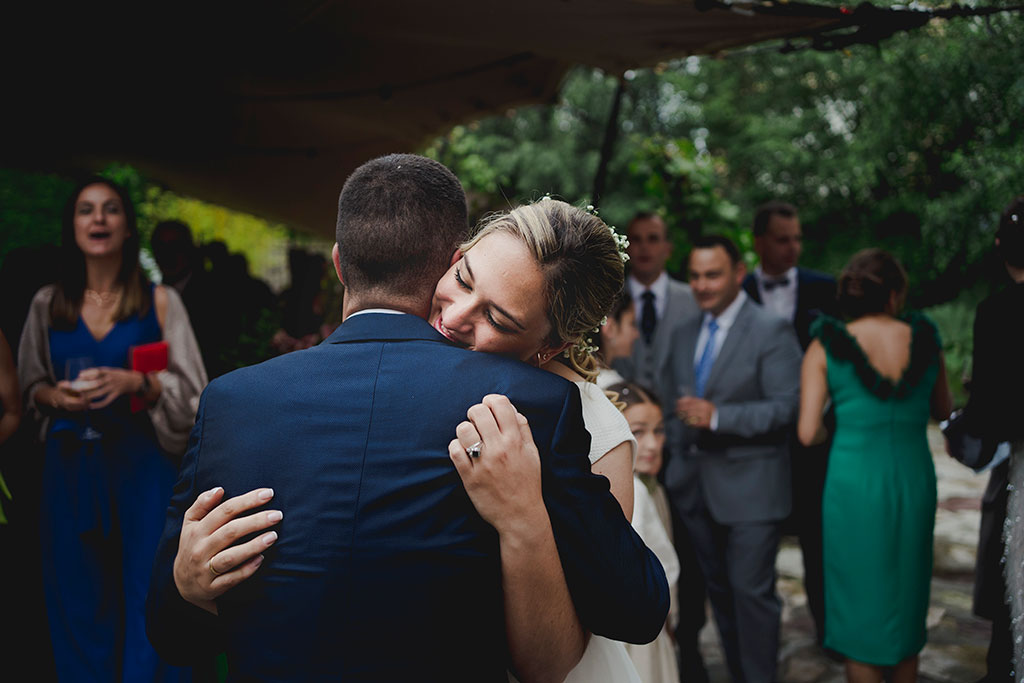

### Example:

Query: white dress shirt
xmin=628 ymin=272 xmax=670 ymax=328
xmin=755 ymin=266 xmax=798 ymax=322
xmin=692 ymin=290 xmax=747 ymax=431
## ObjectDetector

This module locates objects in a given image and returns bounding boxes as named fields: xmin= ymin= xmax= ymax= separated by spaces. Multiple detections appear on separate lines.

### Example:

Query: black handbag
xmin=941 ymin=408 xmax=998 ymax=471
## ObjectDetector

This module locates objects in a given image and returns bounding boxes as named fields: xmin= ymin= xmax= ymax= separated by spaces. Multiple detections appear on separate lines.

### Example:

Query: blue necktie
xmin=694 ymin=318 xmax=719 ymax=398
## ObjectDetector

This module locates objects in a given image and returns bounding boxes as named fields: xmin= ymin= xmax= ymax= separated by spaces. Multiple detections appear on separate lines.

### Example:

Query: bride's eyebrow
xmin=463 ymin=253 xmax=527 ymax=332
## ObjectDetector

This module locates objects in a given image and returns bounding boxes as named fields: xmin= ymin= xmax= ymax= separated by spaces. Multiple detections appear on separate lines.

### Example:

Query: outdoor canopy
xmin=4 ymin=0 xmax=886 ymax=236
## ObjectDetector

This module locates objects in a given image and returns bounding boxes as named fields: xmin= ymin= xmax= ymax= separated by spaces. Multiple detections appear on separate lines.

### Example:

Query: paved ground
xmin=696 ymin=425 xmax=993 ymax=682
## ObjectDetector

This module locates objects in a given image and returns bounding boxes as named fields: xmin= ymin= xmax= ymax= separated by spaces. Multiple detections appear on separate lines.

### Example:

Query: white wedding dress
xmin=508 ymin=381 xmax=642 ymax=683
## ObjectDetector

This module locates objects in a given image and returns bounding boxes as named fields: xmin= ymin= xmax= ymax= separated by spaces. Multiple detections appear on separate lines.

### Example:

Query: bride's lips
xmin=432 ymin=316 xmax=469 ymax=348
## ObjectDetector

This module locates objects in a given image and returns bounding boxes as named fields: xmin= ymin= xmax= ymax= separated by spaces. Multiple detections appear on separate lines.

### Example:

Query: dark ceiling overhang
xmin=2 ymin=0 xmax=979 ymax=237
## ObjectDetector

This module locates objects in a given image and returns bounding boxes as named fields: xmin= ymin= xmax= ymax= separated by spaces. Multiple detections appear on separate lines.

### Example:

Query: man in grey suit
xmin=664 ymin=234 xmax=802 ymax=683
xmin=615 ymin=211 xmax=698 ymax=390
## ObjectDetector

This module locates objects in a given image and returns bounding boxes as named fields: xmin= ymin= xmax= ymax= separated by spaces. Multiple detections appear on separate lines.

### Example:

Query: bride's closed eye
xmin=454 ymin=266 xmax=517 ymax=335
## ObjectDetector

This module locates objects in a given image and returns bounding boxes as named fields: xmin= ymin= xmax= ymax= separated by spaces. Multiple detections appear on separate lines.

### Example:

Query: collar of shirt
xmin=628 ymin=271 xmax=669 ymax=320
xmin=344 ymin=308 xmax=407 ymax=321
xmin=755 ymin=265 xmax=798 ymax=321
xmin=756 ymin=265 xmax=797 ymax=291
xmin=694 ymin=290 xmax=748 ymax=364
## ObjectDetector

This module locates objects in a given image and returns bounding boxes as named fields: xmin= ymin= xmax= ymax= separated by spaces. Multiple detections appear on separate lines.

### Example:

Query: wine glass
xmin=66 ymin=356 xmax=102 ymax=440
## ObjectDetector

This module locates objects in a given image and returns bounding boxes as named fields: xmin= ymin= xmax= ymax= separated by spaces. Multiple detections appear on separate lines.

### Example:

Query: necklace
xmin=85 ymin=288 xmax=121 ymax=307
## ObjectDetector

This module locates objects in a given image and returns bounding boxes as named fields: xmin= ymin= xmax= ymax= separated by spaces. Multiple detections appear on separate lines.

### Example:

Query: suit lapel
xmin=677 ymin=315 xmax=701 ymax=387
xmin=704 ymin=299 xmax=753 ymax=396
xmin=742 ymin=274 xmax=761 ymax=304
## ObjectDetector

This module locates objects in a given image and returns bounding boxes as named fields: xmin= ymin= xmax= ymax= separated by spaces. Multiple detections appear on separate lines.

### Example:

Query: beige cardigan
xmin=17 ymin=284 xmax=208 ymax=456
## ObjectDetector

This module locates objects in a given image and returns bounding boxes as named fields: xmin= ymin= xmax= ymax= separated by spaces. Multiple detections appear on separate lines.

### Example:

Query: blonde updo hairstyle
xmin=460 ymin=199 xmax=625 ymax=381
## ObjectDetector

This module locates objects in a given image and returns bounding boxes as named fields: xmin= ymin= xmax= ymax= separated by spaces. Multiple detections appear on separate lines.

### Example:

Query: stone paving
xmin=695 ymin=425 xmax=993 ymax=682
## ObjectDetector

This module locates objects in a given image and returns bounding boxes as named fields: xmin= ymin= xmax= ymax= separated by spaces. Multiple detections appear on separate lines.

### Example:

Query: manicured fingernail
xmin=267 ymin=510 xmax=283 ymax=523
xmin=258 ymin=488 xmax=274 ymax=501
xmin=262 ymin=531 xmax=278 ymax=546
xmin=254 ymin=554 xmax=264 ymax=567
xmin=206 ymin=487 xmax=223 ymax=498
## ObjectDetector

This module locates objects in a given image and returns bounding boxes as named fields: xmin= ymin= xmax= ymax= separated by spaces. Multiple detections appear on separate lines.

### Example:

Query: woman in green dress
xmin=798 ymin=249 xmax=952 ymax=683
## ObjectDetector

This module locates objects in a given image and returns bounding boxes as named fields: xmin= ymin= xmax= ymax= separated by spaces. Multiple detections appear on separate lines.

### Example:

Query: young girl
xmin=609 ymin=381 xmax=681 ymax=683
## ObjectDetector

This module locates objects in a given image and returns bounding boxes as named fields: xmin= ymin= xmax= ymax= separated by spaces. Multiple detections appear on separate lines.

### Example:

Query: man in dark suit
xmin=966 ymin=195 xmax=1024 ymax=683
xmin=146 ymin=154 xmax=668 ymax=682
xmin=665 ymin=235 xmax=802 ymax=683
xmin=741 ymin=200 xmax=839 ymax=647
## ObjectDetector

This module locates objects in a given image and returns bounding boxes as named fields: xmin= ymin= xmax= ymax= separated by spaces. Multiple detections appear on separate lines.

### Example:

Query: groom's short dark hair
xmin=336 ymin=154 xmax=469 ymax=298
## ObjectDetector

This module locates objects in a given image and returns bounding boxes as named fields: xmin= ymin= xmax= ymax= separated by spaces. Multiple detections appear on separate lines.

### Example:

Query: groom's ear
xmin=449 ymin=248 xmax=462 ymax=267
xmin=332 ymin=243 xmax=345 ymax=286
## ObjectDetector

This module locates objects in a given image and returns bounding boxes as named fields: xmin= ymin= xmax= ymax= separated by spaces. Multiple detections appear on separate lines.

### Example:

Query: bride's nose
xmin=443 ymin=295 xmax=476 ymax=332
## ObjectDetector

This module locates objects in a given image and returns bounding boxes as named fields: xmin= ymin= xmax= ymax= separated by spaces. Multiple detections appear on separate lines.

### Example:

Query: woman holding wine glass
xmin=17 ymin=177 xmax=207 ymax=681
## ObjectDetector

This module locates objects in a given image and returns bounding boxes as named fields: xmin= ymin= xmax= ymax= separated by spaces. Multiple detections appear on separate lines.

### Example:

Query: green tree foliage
xmin=424 ymin=6 xmax=1022 ymax=402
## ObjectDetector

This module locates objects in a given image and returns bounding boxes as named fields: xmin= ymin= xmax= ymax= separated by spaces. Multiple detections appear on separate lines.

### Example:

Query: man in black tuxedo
xmin=146 ymin=154 xmax=668 ymax=682
xmin=742 ymin=200 xmax=838 ymax=647
xmin=966 ymin=195 xmax=1024 ymax=683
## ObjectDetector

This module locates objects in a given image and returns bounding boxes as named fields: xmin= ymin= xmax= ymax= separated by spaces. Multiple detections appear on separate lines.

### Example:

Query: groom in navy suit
xmin=146 ymin=154 xmax=668 ymax=681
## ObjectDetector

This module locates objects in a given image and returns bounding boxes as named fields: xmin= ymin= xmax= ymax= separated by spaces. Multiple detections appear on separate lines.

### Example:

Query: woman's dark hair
xmin=605 ymin=381 xmax=661 ymax=412
xmin=50 ymin=176 xmax=151 ymax=329
xmin=996 ymin=195 xmax=1024 ymax=269
xmin=595 ymin=288 xmax=634 ymax=364
xmin=837 ymin=248 xmax=908 ymax=319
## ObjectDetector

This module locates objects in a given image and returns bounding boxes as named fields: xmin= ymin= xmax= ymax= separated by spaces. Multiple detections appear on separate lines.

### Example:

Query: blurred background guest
xmin=151 ymin=220 xmax=228 ymax=379
xmin=0 ymin=330 xmax=20 ymax=455
xmin=595 ymin=290 xmax=638 ymax=389
xmin=615 ymin=211 xmax=698 ymax=389
xmin=616 ymin=210 xmax=707 ymax=682
xmin=666 ymin=234 xmax=801 ymax=683
xmin=17 ymin=177 xmax=206 ymax=682
xmin=612 ymin=380 xmax=681 ymax=683
xmin=798 ymin=248 xmax=951 ymax=683
xmin=966 ymin=195 xmax=1024 ymax=681
xmin=743 ymin=200 xmax=839 ymax=648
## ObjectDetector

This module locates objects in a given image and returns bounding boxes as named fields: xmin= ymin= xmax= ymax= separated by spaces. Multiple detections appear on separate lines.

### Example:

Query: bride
xmin=172 ymin=198 xmax=645 ymax=681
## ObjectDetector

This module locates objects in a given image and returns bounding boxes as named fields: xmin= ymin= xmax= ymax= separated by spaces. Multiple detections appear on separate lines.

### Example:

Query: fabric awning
xmin=5 ymin=0 xmax=849 ymax=236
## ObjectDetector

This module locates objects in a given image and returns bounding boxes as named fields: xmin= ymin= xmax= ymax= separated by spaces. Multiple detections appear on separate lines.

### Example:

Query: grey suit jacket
xmin=662 ymin=298 xmax=802 ymax=525
xmin=613 ymin=276 xmax=698 ymax=391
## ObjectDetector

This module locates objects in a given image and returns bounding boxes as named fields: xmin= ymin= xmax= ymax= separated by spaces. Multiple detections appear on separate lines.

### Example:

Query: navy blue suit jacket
xmin=147 ymin=312 xmax=668 ymax=682
xmin=743 ymin=267 xmax=838 ymax=350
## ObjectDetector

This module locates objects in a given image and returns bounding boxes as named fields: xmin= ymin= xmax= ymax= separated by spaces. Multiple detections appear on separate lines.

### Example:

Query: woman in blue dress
xmin=18 ymin=177 xmax=207 ymax=681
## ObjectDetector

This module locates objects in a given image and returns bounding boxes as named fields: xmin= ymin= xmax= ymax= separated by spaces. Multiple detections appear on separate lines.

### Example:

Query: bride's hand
xmin=449 ymin=394 xmax=545 ymax=535
xmin=173 ymin=486 xmax=282 ymax=614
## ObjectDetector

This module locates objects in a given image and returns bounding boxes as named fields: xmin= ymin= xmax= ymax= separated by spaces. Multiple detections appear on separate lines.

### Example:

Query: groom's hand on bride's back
xmin=173 ymin=486 xmax=283 ymax=615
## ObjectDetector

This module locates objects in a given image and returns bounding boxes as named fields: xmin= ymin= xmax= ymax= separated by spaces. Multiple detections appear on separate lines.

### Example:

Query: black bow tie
xmin=762 ymin=277 xmax=790 ymax=291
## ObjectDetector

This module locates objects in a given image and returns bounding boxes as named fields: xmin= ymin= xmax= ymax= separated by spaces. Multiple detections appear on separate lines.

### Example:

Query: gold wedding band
xmin=209 ymin=559 xmax=222 ymax=577
xmin=687 ymin=416 xmax=699 ymax=426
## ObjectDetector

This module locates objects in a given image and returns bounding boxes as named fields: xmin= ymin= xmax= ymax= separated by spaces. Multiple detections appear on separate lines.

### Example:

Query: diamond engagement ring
xmin=466 ymin=441 xmax=483 ymax=459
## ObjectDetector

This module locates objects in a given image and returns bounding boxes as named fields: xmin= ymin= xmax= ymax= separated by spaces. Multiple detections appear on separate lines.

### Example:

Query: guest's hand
xmin=449 ymin=394 xmax=545 ymax=537
xmin=677 ymin=396 xmax=714 ymax=430
xmin=52 ymin=381 xmax=92 ymax=412
xmin=77 ymin=367 xmax=143 ymax=409
xmin=173 ymin=486 xmax=282 ymax=615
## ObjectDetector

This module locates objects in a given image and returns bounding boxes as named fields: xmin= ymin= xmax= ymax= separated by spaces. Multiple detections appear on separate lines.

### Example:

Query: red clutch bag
xmin=129 ymin=341 xmax=168 ymax=412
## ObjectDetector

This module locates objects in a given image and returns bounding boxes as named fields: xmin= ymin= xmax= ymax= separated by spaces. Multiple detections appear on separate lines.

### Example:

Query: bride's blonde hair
xmin=461 ymin=199 xmax=625 ymax=381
